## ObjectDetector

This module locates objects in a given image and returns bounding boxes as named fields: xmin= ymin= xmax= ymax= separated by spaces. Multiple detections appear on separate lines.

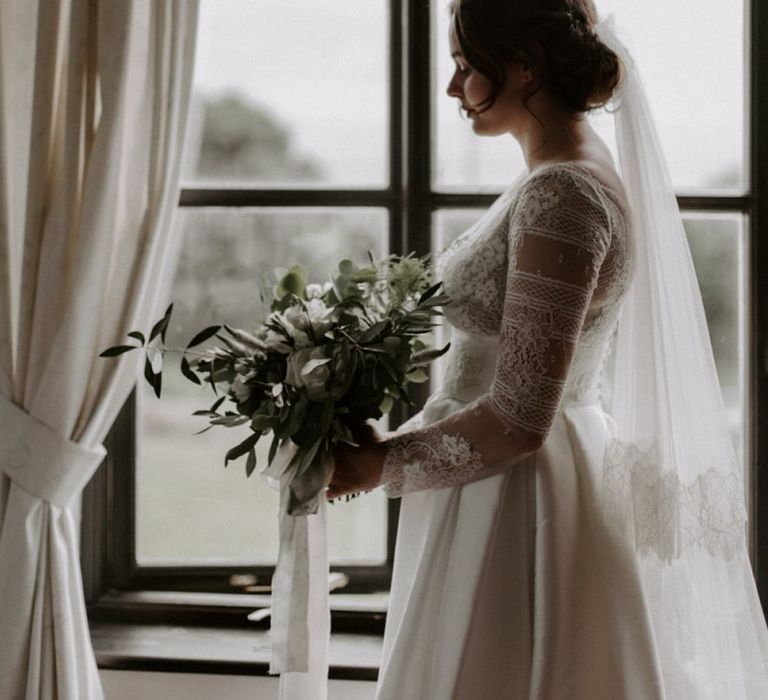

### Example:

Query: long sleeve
xmin=380 ymin=170 xmax=614 ymax=497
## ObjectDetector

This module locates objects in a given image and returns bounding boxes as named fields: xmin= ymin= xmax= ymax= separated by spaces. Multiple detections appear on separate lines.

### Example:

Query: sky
xmin=189 ymin=0 xmax=746 ymax=193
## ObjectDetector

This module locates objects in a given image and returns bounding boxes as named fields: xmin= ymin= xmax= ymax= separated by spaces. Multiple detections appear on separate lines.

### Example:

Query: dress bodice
xmin=437 ymin=162 xmax=631 ymax=408
xmin=381 ymin=162 xmax=633 ymax=497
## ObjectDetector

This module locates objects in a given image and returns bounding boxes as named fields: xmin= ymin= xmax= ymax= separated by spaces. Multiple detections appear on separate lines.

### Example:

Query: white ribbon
xmin=262 ymin=440 xmax=330 ymax=700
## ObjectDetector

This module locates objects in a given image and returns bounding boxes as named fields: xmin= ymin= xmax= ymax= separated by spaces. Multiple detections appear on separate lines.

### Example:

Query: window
xmin=82 ymin=0 xmax=768 ymax=622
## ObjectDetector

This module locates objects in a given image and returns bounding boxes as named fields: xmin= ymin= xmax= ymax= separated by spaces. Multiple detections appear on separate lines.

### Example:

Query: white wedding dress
xmin=374 ymin=162 xmax=768 ymax=699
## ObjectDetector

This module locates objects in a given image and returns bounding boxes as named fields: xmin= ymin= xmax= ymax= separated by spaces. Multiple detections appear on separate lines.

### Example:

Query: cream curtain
xmin=0 ymin=1 xmax=198 ymax=697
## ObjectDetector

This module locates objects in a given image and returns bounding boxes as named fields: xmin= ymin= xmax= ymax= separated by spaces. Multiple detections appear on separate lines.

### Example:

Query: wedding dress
xmin=375 ymin=162 xmax=768 ymax=699
xmin=267 ymin=18 xmax=768 ymax=700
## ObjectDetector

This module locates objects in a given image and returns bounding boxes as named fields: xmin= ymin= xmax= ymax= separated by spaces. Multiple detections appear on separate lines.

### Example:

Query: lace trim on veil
xmin=603 ymin=439 xmax=747 ymax=561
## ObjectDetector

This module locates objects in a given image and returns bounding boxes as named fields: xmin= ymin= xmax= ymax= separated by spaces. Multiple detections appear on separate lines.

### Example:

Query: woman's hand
xmin=326 ymin=423 xmax=393 ymax=501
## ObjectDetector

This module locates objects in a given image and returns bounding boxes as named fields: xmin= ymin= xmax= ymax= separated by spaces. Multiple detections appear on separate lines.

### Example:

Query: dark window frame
xmin=82 ymin=0 xmax=768 ymax=626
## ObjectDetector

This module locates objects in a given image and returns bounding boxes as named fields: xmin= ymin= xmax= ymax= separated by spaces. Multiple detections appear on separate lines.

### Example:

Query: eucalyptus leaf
xmin=211 ymin=414 xmax=249 ymax=427
xmin=417 ymin=281 xmax=443 ymax=304
xmin=268 ymin=434 xmax=280 ymax=465
xmin=152 ymin=369 xmax=162 ymax=398
xmin=300 ymin=357 xmax=331 ymax=376
xmin=99 ymin=345 xmax=136 ymax=357
xmin=359 ymin=320 xmax=390 ymax=344
xmin=245 ymin=448 xmax=257 ymax=477
xmin=149 ymin=317 xmax=164 ymax=343
xmin=379 ymin=356 xmax=400 ymax=384
xmin=225 ymin=431 xmax=261 ymax=466
xmin=180 ymin=356 xmax=201 ymax=385
xmin=143 ymin=357 xmax=156 ymax=394
xmin=223 ymin=325 xmax=265 ymax=351
xmin=186 ymin=324 xmax=221 ymax=348
xmin=251 ymin=414 xmax=274 ymax=432
xmin=149 ymin=303 xmax=173 ymax=342
xmin=411 ymin=343 xmax=451 ymax=365
xmin=160 ymin=303 xmax=174 ymax=343
xmin=276 ymin=267 xmax=307 ymax=299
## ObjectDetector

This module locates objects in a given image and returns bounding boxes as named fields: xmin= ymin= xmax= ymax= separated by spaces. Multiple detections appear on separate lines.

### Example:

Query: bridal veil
xmin=595 ymin=18 xmax=768 ymax=697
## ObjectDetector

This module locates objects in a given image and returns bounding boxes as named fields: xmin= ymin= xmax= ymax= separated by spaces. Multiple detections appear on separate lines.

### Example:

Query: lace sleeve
xmin=380 ymin=170 xmax=613 ymax=497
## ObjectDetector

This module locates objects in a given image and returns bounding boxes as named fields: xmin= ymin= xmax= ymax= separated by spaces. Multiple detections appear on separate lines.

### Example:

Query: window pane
xmin=182 ymin=0 xmax=389 ymax=188
xmin=433 ymin=1 xmax=745 ymax=193
xmin=431 ymin=210 xmax=746 ymax=469
xmin=683 ymin=214 xmax=746 ymax=468
xmin=136 ymin=208 xmax=390 ymax=565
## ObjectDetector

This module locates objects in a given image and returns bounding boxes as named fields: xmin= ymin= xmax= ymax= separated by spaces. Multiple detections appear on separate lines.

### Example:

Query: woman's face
xmin=446 ymin=26 xmax=530 ymax=137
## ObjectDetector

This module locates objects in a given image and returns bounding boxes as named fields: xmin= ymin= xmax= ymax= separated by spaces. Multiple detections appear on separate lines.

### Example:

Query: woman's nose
xmin=446 ymin=72 xmax=462 ymax=98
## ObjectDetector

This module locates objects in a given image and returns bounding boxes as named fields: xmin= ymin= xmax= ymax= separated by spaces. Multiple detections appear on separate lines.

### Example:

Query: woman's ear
xmin=507 ymin=60 xmax=539 ymax=97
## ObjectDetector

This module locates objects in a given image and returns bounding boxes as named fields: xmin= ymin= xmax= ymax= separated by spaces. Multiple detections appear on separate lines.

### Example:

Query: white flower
xmin=289 ymin=327 xmax=312 ymax=348
xmin=279 ymin=300 xmax=332 ymax=346
xmin=264 ymin=329 xmax=292 ymax=354
xmin=284 ymin=305 xmax=310 ymax=331
xmin=305 ymin=298 xmax=333 ymax=335
xmin=231 ymin=375 xmax=251 ymax=402
xmin=305 ymin=283 xmax=324 ymax=299
xmin=285 ymin=346 xmax=332 ymax=400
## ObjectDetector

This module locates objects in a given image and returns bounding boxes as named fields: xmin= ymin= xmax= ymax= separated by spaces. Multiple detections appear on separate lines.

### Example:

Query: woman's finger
xmin=325 ymin=480 xmax=351 ymax=501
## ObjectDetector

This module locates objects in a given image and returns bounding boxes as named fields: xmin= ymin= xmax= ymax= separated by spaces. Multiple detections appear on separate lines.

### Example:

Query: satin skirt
xmin=375 ymin=402 xmax=666 ymax=700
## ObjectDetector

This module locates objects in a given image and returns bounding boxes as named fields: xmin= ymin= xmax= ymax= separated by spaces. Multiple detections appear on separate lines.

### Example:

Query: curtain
xmin=0 ymin=1 xmax=198 ymax=697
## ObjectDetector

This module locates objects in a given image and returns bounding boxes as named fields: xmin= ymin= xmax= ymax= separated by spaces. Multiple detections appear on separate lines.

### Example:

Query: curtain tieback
xmin=0 ymin=394 xmax=106 ymax=507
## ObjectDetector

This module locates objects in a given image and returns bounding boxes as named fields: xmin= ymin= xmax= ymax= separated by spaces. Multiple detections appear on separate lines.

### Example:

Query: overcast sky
xmin=190 ymin=0 xmax=745 ymax=193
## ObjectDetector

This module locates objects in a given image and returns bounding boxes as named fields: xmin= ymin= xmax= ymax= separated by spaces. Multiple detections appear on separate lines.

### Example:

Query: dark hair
xmin=449 ymin=0 xmax=622 ymax=114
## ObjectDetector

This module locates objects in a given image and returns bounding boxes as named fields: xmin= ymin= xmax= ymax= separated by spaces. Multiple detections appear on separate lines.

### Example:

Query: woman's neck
xmin=513 ymin=94 xmax=593 ymax=171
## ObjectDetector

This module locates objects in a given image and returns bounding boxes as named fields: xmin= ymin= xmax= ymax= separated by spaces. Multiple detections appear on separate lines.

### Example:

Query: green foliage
xmin=196 ymin=93 xmax=323 ymax=182
xmin=99 ymin=253 xmax=450 ymax=508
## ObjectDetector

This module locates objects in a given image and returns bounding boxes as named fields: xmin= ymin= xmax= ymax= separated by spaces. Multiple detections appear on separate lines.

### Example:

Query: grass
xmin=135 ymin=379 xmax=388 ymax=567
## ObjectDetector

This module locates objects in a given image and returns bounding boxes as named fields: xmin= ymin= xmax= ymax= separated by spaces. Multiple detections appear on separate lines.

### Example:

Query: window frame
xmin=82 ymin=0 xmax=768 ymax=624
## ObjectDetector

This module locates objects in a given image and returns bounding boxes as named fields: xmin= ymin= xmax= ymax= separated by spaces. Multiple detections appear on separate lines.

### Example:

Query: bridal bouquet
xmin=102 ymin=254 xmax=449 ymax=515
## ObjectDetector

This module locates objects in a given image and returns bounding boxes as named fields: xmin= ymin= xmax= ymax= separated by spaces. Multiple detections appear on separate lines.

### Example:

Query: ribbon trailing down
xmin=262 ymin=440 xmax=331 ymax=692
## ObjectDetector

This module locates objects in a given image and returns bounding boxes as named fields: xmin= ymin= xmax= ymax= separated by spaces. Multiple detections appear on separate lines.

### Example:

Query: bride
xmin=327 ymin=1 xmax=768 ymax=697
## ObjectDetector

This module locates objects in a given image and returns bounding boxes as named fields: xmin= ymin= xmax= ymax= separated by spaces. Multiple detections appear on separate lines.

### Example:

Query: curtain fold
xmin=0 ymin=1 xmax=199 ymax=697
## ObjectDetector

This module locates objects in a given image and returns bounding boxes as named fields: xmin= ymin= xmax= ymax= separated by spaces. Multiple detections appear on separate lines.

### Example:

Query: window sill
xmin=91 ymin=621 xmax=381 ymax=681
xmin=88 ymin=591 xmax=385 ymax=681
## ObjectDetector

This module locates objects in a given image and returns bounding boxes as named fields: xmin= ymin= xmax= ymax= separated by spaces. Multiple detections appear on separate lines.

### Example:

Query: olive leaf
xmin=99 ymin=345 xmax=137 ymax=357
xmin=180 ymin=356 xmax=201 ymax=385
xmin=186 ymin=325 xmax=221 ymax=349
xmin=149 ymin=303 xmax=174 ymax=343
xmin=225 ymin=431 xmax=261 ymax=467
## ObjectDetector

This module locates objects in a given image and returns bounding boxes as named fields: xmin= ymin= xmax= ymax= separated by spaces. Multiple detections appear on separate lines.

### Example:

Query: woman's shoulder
xmin=505 ymin=160 xmax=628 ymax=253
xmin=517 ymin=160 xmax=628 ymax=211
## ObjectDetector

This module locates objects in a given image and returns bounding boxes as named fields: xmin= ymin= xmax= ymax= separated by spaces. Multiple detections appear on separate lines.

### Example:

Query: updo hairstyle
xmin=449 ymin=0 xmax=622 ymax=114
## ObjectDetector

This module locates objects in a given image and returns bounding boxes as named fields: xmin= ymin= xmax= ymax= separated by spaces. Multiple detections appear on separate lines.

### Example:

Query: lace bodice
xmin=381 ymin=163 xmax=632 ymax=496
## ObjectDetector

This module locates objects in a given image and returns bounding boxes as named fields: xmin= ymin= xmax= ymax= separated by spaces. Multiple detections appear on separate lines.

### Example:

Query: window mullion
xmin=750 ymin=0 xmax=768 ymax=613
xmin=404 ymin=0 xmax=432 ymax=258
xmin=178 ymin=188 xmax=395 ymax=208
